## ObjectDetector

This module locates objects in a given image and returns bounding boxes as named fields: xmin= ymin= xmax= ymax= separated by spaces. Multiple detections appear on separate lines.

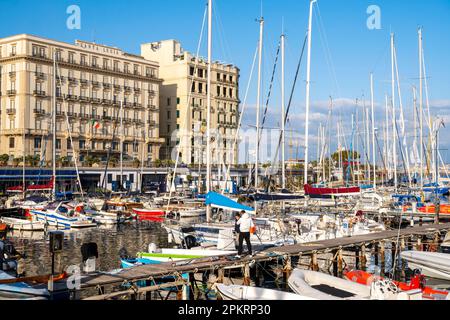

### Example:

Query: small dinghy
xmin=0 ymin=217 xmax=45 ymax=231
xmin=0 ymin=271 xmax=49 ymax=298
xmin=288 ymin=269 xmax=371 ymax=300
xmin=215 ymin=284 xmax=315 ymax=300
xmin=401 ymin=251 xmax=450 ymax=281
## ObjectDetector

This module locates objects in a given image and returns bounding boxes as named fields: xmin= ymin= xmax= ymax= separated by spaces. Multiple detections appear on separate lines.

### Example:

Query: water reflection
xmin=6 ymin=221 xmax=170 ymax=277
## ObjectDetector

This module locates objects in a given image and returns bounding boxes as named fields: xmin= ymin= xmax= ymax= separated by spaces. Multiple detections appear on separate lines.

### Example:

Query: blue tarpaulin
xmin=205 ymin=192 xmax=254 ymax=213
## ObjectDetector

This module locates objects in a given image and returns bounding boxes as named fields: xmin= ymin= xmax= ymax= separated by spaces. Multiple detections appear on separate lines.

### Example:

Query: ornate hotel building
xmin=0 ymin=34 xmax=164 ymax=165
xmin=141 ymin=40 xmax=240 ymax=165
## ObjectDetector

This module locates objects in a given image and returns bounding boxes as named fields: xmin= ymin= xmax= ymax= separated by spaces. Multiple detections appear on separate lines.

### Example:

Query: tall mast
xmin=206 ymin=0 xmax=213 ymax=222
xmin=120 ymin=100 xmax=124 ymax=190
xmin=281 ymin=29 xmax=286 ymax=189
xmin=255 ymin=17 xmax=264 ymax=190
xmin=304 ymin=0 xmax=316 ymax=186
xmin=370 ymin=73 xmax=376 ymax=190
xmin=384 ymin=94 xmax=390 ymax=181
xmin=52 ymin=49 xmax=57 ymax=198
xmin=413 ymin=86 xmax=418 ymax=179
xmin=391 ymin=33 xmax=397 ymax=191
xmin=419 ymin=27 xmax=424 ymax=186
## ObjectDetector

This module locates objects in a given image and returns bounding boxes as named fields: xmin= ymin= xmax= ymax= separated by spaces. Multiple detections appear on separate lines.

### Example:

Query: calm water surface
xmin=7 ymin=220 xmax=170 ymax=276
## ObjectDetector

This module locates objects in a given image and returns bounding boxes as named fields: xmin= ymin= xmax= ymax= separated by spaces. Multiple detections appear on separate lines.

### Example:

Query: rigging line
xmin=374 ymin=131 xmax=387 ymax=177
xmin=315 ymin=2 xmax=341 ymax=97
xmin=266 ymin=33 xmax=308 ymax=181
xmin=212 ymin=1 xmax=231 ymax=64
xmin=54 ymin=58 xmax=85 ymax=198
xmin=394 ymin=115 xmax=410 ymax=184
xmin=167 ymin=3 xmax=208 ymax=206
xmin=223 ymin=43 xmax=259 ymax=194
xmin=258 ymin=40 xmax=281 ymax=145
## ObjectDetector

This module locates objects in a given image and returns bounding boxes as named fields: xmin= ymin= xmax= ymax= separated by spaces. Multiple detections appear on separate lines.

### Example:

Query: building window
xmin=9 ymin=137 xmax=15 ymax=148
xmin=67 ymin=139 xmax=72 ymax=150
xmin=11 ymin=44 xmax=16 ymax=56
xmin=167 ymin=110 xmax=171 ymax=119
xmin=190 ymin=67 xmax=195 ymax=76
xmin=34 ymin=138 xmax=41 ymax=149
xmin=177 ymin=97 xmax=180 ymax=105
xmin=176 ymin=110 xmax=180 ymax=118
xmin=107 ymin=174 xmax=113 ymax=184
xmin=80 ymin=54 xmax=87 ymax=65
xmin=167 ymin=98 xmax=171 ymax=106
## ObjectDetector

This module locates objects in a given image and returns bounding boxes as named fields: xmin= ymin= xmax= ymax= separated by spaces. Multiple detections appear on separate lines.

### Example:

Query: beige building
xmin=141 ymin=40 xmax=240 ymax=166
xmin=0 ymin=34 xmax=164 ymax=166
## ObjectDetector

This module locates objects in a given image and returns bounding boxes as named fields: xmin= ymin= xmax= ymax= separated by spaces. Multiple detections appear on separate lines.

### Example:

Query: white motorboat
xmin=215 ymin=284 xmax=316 ymax=300
xmin=288 ymin=269 xmax=371 ymax=300
xmin=401 ymin=251 xmax=450 ymax=281
xmin=0 ymin=217 xmax=45 ymax=231
xmin=30 ymin=202 xmax=97 ymax=229
xmin=0 ymin=271 xmax=49 ymax=298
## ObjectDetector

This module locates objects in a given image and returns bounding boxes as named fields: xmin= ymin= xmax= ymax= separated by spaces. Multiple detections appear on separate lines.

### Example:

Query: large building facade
xmin=0 ymin=34 xmax=164 ymax=166
xmin=141 ymin=40 xmax=240 ymax=166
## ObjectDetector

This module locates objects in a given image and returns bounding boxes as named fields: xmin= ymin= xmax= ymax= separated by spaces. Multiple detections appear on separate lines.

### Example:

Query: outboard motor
xmin=182 ymin=235 xmax=198 ymax=249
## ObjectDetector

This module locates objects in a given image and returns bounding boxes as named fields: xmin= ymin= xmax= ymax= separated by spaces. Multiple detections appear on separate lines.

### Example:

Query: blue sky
xmin=1 ymin=0 xmax=450 ymax=164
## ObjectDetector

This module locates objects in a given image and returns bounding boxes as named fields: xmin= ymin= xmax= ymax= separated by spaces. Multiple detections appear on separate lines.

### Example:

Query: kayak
xmin=344 ymin=270 xmax=449 ymax=300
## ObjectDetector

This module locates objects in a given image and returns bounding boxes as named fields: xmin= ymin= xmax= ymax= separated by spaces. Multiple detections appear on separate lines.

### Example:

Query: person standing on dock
xmin=236 ymin=210 xmax=254 ymax=257
xmin=234 ymin=212 xmax=241 ymax=247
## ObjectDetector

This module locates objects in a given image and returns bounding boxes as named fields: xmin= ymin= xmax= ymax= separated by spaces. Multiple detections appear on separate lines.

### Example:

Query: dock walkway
xmin=72 ymin=222 xmax=450 ymax=293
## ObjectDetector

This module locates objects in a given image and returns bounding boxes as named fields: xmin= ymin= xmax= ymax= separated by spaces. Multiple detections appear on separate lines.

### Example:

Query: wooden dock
xmin=57 ymin=222 xmax=450 ymax=299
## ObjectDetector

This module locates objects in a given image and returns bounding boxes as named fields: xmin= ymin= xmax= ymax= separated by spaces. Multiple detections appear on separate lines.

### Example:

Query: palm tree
xmin=0 ymin=154 xmax=10 ymax=166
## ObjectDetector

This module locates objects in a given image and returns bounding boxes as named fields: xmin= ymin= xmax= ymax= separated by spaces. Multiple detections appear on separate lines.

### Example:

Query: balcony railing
xmin=103 ymin=83 xmax=111 ymax=89
xmin=67 ymin=112 xmax=77 ymax=117
xmin=148 ymin=90 xmax=156 ymax=96
xmin=91 ymin=98 xmax=101 ymax=104
xmin=149 ymin=105 xmax=158 ymax=111
xmin=79 ymin=96 xmax=90 ymax=102
xmin=67 ymin=94 xmax=78 ymax=101
xmin=35 ymin=72 xmax=45 ymax=80
xmin=68 ymin=77 xmax=78 ymax=85
xmin=6 ymin=109 xmax=16 ymax=115
xmin=113 ymin=85 xmax=121 ymax=91
xmin=80 ymin=79 xmax=89 ymax=86
xmin=92 ymin=81 xmax=100 ymax=87
xmin=102 ymin=99 xmax=112 ymax=105
xmin=56 ymin=111 xmax=66 ymax=117
xmin=33 ymin=109 xmax=46 ymax=115
xmin=124 ymin=86 xmax=132 ymax=92
xmin=33 ymin=90 xmax=47 ymax=97
xmin=7 ymin=90 xmax=16 ymax=96
xmin=132 ymin=102 xmax=142 ymax=108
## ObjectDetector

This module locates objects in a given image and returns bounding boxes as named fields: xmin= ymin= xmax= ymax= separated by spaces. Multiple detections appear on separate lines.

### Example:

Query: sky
xmin=1 ymin=0 xmax=450 ymax=165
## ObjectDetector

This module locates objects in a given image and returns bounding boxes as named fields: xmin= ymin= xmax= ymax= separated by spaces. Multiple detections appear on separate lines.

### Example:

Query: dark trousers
xmin=238 ymin=232 xmax=252 ymax=255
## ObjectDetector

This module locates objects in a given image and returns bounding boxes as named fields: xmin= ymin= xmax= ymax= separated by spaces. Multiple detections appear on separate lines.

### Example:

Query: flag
xmin=91 ymin=119 xmax=101 ymax=129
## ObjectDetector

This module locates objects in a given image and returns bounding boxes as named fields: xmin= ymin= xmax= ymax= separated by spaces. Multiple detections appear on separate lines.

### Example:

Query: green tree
xmin=0 ymin=154 xmax=10 ymax=166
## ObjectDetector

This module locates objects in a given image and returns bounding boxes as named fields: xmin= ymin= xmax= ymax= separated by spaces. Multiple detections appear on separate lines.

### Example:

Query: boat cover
xmin=205 ymin=192 xmax=254 ymax=213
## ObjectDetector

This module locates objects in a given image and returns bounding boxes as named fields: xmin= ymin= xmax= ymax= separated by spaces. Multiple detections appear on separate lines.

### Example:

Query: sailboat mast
xmin=391 ymin=33 xmax=398 ymax=191
xmin=281 ymin=30 xmax=286 ymax=189
xmin=52 ymin=49 xmax=57 ymax=198
xmin=120 ymin=100 xmax=124 ymax=190
xmin=206 ymin=0 xmax=212 ymax=222
xmin=304 ymin=0 xmax=316 ymax=187
xmin=419 ymin=27 xmax=424 ymax=186
xmin=370 ymin=73 xmax=376 ymax=190
xmin=255 ymin=17 xmax=264 ymax=190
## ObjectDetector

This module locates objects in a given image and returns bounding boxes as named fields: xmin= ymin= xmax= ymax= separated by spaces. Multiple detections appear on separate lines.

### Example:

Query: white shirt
xmin=237 ymin=213 xmax=254 ymax=233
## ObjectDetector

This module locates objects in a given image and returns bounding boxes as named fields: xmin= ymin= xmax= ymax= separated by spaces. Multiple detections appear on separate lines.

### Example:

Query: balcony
xmin=56 ymin=111 xmax=65 ymax=117
xmin=68 ymin=77 xmax=78 ymax=85
xmin=124 ymin=86 xmax=132 ymax=92
xmin=132 ymin=102 xmax=142 ymax=109
xmin=33 ymin=90 xmax=47 ymax=97
xmin=148 ymin=120 xmax=157 ymax=127
xmin=67 ymin=112 xmax=77 ymax=118
xmin=79 ymin=113 xmax=89 ymax=119
xmin=35 ymin=72 xmax=45 ymax=80
xmin=133 ymin=70 xmax=141 ymax=76
xmin=7 ymin=90 xmax=16 ymax=96
xmin=56 ymin=76 xmax=65 ymax=83
xmin=102 ymin=115 xmax=112 ymax=121
xmin=149 ymin=105 xmax=158 ymax=111
xmin=112 ymin=100 xmax=120 ymax=107
xmin=102 ymin=99 xmax=112 ymax=105
xmin=92 ymin=81 xmax=100 ymax=88
xmin=8 ymin=71 xmax=16 ymax=78
xmin=79 ymin=96 xmax=90 ymax=102
xmin=6 ymin=109 xmax=16 ymax=115
xmin=134 ymin=87 xmax=141 ymax=93
xmin=91 ymin=98 xmax=101 ymax=104
xmin=80 ymin=79 xmax=89 ymax=86
xmin=33 ymin=109 xmax=46 ymax=115
xmin=66 ymin=94 xmax=78 ymax=101
xmin=103 ymin=83 xmax=111 ymax=89
xmin=113 ymin=84 xmax=121 ymax=91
